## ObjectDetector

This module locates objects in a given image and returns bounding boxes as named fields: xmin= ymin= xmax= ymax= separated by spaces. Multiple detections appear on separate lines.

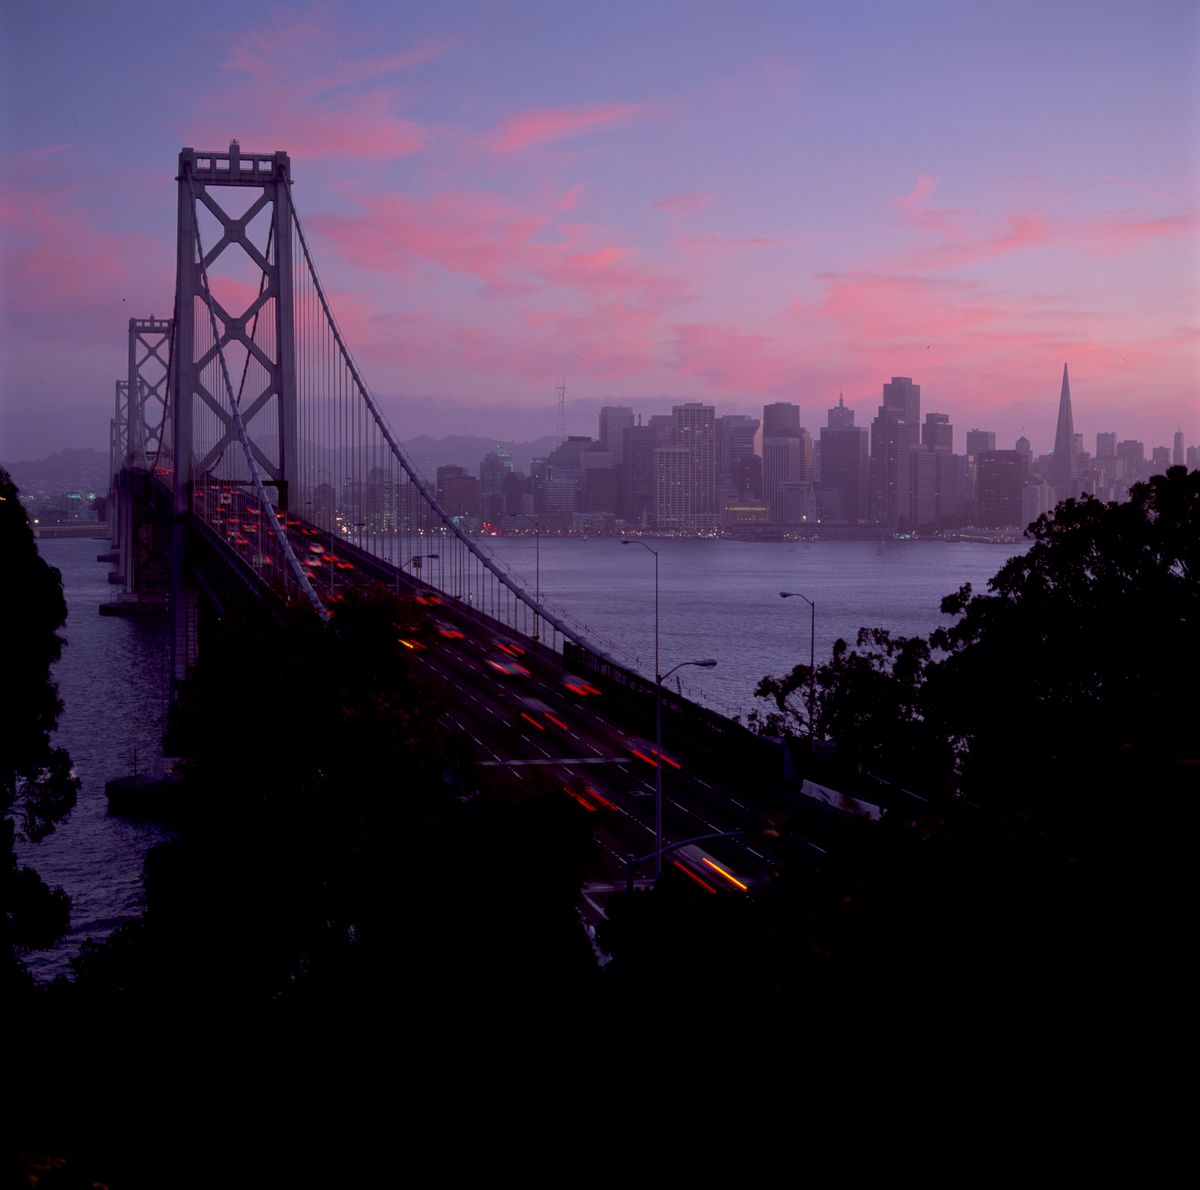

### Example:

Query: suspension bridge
xmin=100 ymin=144 xmax=836 ymax=893
xmin=105 ymin=143 xmax=639 ymax=683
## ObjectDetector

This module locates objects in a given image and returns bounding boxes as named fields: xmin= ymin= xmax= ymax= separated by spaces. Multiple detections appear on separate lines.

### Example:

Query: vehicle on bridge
xmin=516 ymin=696 xmax=568 ymax=732
xmin=562 ymin=674 xmax=602 ymax=696
xmin=563 ymin=781 xmax=618 ymax=816
xmin=668 ymin=844 xmax=750 ymax=894
xmin=627 ymin=738 xmax=681 ymax=770
xmin=492 ymin=635 xmax=526 ymax=657
xmin=486 ymin=656 xmax=530 ymax=677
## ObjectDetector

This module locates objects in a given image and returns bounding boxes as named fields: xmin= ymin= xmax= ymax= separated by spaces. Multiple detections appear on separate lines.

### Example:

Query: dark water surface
xmin=18 ymin=533 xmax=1026 ymax=978
xmin=16 ymin=537 xmax=174 ymax=981
xmin=484 ymin=535 xmax=1029 ymax=716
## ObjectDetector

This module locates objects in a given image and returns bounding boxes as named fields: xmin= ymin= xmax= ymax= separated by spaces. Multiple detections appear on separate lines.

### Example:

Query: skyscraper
xmin=621 ymin=424 xmax=656 ymax=525
xmin=965 ymin=429 xmax=996 ymax=458
xmin=977 ymin=450 xmax=1029 ymax=528
xmin=673 ymin=402 xmax=718 ymax=532
xmin=869 ymin=377 xmax=921 ymax=526
xmin=922 ymin=413 xmax=953 ymax=452
xmin=1174 ymin=430 xmax=1185 ymax=467
xmin=598 ymin=405 xmax=635 ymax=466
xmin=819 ymin=399 xmax=868 ymax=523
xmin=827 ymin=394 xmax=855 ymax=429
xmin=716 ymin=414 xmax=760 ymax=496
xmin=1051 ymin=363 xmax=1079 ymax=501
xmin=763 ymin=402 xmax=802 ymax=438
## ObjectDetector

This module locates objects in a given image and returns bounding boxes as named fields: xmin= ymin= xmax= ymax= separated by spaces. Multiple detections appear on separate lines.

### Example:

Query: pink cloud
xmin=653 ymin=193 xmax=716 ymax=217
xmin=222 ymin=10 xmax=454 ymax=95
xmin=1072 ymin=210 xmax=1200 ymax=256
xmin=189 ymin=15 xmax=442 ymax=162
xmin=310 ymin=190 xmax=689 ymax=306
xmin=898 ymin=173 xmax=940 ymax=210
xmin=679 ymin=234 xmax=778 ymax=252
xmin=555 ymin=184 xmax=586 ymax=211
xmin=0 ymin=182 xmax=169 ymax=348
xmin=671 ymin=322 xmax=798 ymax=394
xmin=488 ymin=104 xmax=642 ymax=153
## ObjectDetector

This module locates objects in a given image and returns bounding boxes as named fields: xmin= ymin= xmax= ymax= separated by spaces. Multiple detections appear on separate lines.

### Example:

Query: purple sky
xmin=2 ymin=0 xmax=1197 ymax=461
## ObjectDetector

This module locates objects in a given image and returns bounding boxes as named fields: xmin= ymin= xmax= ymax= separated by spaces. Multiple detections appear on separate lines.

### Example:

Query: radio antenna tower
xmin=555 ymin=377 xmax=567 ymax=441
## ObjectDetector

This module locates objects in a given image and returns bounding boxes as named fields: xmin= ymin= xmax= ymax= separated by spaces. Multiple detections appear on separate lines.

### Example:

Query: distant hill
xmin=2 ymin=448 xmax=110 ymax=497
xmin=0 ymin=436 xmax=566 ymax=499
xmin=399 ymin=434 xmax=563 ymax=478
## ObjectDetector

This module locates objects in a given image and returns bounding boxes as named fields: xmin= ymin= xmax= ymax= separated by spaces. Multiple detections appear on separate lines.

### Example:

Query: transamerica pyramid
xmin=1051 ymin=362 xmax=1078 ymax=501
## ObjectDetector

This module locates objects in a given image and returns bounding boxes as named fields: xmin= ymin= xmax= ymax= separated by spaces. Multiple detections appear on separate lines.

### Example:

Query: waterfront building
xmin=598 ymin=406 xmax=635 ymax=466
xmin=869 ymin=377 xmax=921 ymax=526
xmin=977 ymin=450 xmax=1028 ymax=527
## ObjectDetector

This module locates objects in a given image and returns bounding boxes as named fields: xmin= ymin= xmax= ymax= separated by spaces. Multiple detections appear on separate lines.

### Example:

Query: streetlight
xmin=508 ymin=514 xmax=541 ymax=639
xmin=779 ymin=591 xmax=816 ymax=738
xmin=653 ymin=658 xmax=717 ymax=878
xmin=401 ymin=552 xmax=439 ymax=595
xmin=621 ymin=539 xmax=658 ymax=686
xmin=624 ymin=540 xmax=717 ymax=877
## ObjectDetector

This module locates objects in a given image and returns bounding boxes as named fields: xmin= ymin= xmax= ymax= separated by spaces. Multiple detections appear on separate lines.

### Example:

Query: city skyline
xmin=2 ymin=1 xmax=1197 ymax=459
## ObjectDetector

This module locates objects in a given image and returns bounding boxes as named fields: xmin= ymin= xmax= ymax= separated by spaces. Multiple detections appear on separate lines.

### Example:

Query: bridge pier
xmin=101 ymin=468 xmax=170 ymax=616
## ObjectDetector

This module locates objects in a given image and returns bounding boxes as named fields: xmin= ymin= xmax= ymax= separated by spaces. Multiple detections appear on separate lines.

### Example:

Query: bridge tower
xmin=127 ymin=315 xmax=172 ymax=468
xmin=107 ymin=379 xmax=131 ymax=554
xmin=169 ymin=143 xmax=299 ymax=680
xmin=104 ymin=318 xmax=175 ymax=608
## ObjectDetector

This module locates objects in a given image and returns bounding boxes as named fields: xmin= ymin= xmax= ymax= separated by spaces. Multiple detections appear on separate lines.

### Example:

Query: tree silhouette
xmin=0 ymin=467 xmax=78 ymax=998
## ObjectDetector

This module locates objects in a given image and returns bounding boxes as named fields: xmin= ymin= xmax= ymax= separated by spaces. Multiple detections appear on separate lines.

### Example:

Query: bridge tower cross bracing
xmin=171 ymin=142 xmax=298 ymax=519
xmin=109 ymin=379 xmax=130 ymax=552
xmin=127 ymin=315 xmax=173 ymax=469
xmin=169 ymin=143 xmax=303 ymax=682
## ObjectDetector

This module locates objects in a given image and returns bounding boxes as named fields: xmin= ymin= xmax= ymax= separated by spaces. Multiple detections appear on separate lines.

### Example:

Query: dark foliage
xmin=0 ymin=467 xmax=77 ymax=998
xmin=603 ymin=469 xmax=1199 ymax=1089
xmin=65 ymin=589 xmax=598 ymax=1037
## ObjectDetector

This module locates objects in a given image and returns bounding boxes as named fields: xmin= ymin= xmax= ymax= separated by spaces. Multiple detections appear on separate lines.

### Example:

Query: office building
xmin=621 ymin=424 xmax=656 ymax=525
xmin=869 ymin=377 xmax=921 ymax=526
xmin=598 ymin=406 xmax=635 ymax=466
xmin=674 ymin=402 xmax=718 ymax=530
xmin=653 ymin=445 xmax=692 ymax=531
xmin=977 ymin=450 xmax=1028 ymax=527
xmin=923 ymin=413 xmax=953 ymax=453
xmin=763 ymin=402 xmax=802 ymax=439
xmin=819 ymin=401 xmax=868 ymax=523
xmin=716 ymin=414 xmax=760 ymax=496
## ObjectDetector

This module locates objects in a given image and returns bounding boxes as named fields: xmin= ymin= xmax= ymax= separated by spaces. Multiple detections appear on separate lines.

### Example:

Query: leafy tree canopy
xmin=0 ymin=467 xmax=78 ymax=994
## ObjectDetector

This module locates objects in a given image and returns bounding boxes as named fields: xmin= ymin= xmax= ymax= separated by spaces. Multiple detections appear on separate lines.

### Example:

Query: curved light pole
xmin=621 ymin=539 xmax=658 ymax=686
xmin=779 ymin=591 xmax=816 ymax=737
xmin=624 ymin=540 xmax=716 ymax=877
xmin=509 ymin=513 xmax=541 ymax=638
xmin=401 ymin=551 xmax=439 ymax=595
xmin=654 ymin=658 xmax=717 ymax=878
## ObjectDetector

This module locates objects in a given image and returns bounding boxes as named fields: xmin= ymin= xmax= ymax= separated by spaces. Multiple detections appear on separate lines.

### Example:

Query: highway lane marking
xmin=746 ymin=848 xmax=765 ymax=859
xmin=669 ymin=799 xmax=722 ymax=831
xmin=696 ymin=779 xmax=713 ymax=790
xmin=729 ymin=798 xmax=745 ymax=809
xmin=478 ymin=756 xmax=641 ymax=767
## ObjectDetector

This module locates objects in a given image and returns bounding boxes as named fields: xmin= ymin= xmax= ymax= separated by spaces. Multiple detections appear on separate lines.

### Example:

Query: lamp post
xmin=653 ymin=658 xmax=717 ymax=878
xmin=621 ymin=539 xmax=658 ymax=686
xmin=508 ymin=513 xmax=541 ymax=639
xmin=623 ymin=541 xmax=716 ymax=877
xmin=779 ymin=590 xmax=816 ymax=737
xmin=402 ymin=552 xmax=439 ymax=595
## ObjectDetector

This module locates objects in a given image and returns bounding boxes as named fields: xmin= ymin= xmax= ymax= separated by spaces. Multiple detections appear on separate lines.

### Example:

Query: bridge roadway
xmin=191 ymin=487 xmax=837 ymax=896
